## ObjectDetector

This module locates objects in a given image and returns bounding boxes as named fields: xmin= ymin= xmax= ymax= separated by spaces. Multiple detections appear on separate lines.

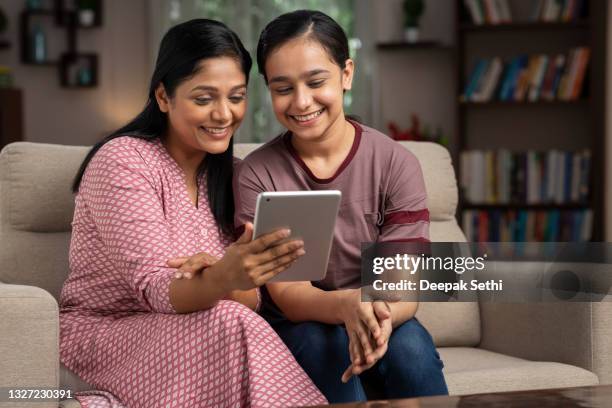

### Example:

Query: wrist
xmin=335 ymin=289 xmax=356 ymax=323
xmin=207 ymin=263 xmax=232 ymax=295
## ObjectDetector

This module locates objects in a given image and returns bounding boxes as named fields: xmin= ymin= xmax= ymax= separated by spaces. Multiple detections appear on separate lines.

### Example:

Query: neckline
xmin=156 ymin=138 xmax=204 ymax=210
xmin=283 ymin=120 xmax=362 ymax=184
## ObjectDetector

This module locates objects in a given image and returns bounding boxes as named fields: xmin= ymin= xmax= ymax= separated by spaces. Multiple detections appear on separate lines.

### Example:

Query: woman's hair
xmin=73 ymin=19 xmax=252 ymax=235
xmin=256 ymin=9 xmax=350 ymax=83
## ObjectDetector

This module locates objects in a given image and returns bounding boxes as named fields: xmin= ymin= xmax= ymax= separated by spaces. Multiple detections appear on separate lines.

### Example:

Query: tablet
xmin=252 ymin=190 xmax=341 ymax=282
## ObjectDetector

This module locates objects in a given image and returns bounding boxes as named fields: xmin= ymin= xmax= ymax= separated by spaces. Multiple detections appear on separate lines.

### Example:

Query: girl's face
xmin=265 ymin=36 xmax=353 ymax=141
xmin=155 ymin=56 xmax=247 ymax=155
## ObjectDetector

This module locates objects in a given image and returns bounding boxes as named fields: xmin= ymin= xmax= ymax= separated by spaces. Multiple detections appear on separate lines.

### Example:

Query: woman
xmin=233 ymin=10 xmax=448 ymax=403
xmin=60 ymin=19 xmax=326 ymax=408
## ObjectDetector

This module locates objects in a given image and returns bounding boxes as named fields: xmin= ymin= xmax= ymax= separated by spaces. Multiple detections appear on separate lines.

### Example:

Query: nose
xmin=293 ymin=85 xmax=313 ymax=111
xmin=211 ymin=100 xmax=231 ymax=124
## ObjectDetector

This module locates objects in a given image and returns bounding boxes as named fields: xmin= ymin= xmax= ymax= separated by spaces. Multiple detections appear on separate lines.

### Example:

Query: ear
xmin=341 ymin=58 xmax=355 ymax=91
xmin=155 ymin=83 xmax=170 ymax=113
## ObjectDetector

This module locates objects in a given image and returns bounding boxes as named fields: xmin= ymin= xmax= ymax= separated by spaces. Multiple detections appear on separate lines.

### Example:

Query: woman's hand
xmin=212 ymin=222 xmax=306 ymax=292
xmin=341 ymin=301 xmax=392 ymax=382
xmin=167 ymin=253 xmax=219 ymax=279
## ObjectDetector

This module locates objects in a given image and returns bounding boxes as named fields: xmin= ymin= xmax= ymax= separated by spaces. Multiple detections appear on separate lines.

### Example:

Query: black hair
xmin=256 ymin=9 xmax=350 ymax=83
xmin=73 ymin=19 xmax=252 ymax=236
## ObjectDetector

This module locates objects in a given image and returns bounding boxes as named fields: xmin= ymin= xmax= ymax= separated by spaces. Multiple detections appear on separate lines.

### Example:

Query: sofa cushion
xmin=0 ymin=142 xmax=89 ymax=232
xmin=440 ymin=347 xmax=599 ymax=395
xmin=60 ymin=363 xmax=92 ymax=393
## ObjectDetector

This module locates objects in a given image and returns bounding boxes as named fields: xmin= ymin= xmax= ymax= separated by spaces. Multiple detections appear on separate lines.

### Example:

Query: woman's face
xmin=156 ymin=56 xmax=247 ymax=155
xmin=265 ymin=36 xmax=353 ymax=142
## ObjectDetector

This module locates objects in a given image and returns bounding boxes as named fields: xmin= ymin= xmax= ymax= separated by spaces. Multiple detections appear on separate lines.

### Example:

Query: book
xmin=465 ymin=0 xmax=485 ymax=25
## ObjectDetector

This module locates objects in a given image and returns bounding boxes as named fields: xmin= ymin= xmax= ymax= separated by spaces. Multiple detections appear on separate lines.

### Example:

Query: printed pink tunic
xmin=59 ymin=136 xmax=326 ymax=408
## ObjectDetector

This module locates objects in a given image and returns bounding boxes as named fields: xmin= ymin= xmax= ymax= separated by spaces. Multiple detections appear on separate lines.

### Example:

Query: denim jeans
xmin=262 ymin=303 xmax=449 ymax=403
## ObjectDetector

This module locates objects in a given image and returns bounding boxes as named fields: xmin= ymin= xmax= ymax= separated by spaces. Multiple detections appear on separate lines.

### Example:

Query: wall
xmin=0 ymin=0 xmax=149 ymax=146
xmin=372 ymin=0 xmax=456 ymax=152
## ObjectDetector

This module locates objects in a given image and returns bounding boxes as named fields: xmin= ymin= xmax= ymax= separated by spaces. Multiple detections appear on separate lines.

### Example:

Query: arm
xmin=266 ymin=281 xmax=346 ymax=324
xmin=376 ymin=148 xmax=430 ymax=327
xmin=82 ymin=145 xmax=184 ymax=313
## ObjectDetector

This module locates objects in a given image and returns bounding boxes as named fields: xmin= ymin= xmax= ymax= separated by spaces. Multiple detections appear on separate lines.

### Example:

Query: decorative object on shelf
xmin=403 ymin=0 xmax=424 ymax=43
xmin=389 ymin=114 xmax=421 ymax=141
xmin=76 ymin=0 xmax=97 ymax=27
xmin=0 ymin=66 xmax=13 ymax=88
xmin=26 ymin=0 xmax=44 ymax=11
xmin=31 ymin=24 xmax=47 ymax=63
xmin=388 ymin=114 xmax=449 ymax=147
xmin=59 ymin=53 xmax=97 ymax=88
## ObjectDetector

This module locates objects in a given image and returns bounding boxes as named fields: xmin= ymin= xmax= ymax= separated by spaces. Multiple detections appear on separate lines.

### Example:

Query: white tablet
xmin=252 ymin=191 xmax=341 ymax=282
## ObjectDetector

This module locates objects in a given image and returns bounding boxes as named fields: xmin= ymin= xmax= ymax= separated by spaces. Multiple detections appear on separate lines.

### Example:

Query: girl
xmin=60 ymin=19 xmax=326 ymax=408
xmin=233 ymin=10 xmax=448 ymax=403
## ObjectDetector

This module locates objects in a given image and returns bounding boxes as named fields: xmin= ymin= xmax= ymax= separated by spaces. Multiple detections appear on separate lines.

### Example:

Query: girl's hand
xmin=167 ymin=253 xmax=220 ymax=279
xmin=212 ymin=222 xmax=306 ymax=291
xmin=339 ymin=290 xmax=385 ymax=361
xmin=342 ymin=301 xmax=392 ymax=383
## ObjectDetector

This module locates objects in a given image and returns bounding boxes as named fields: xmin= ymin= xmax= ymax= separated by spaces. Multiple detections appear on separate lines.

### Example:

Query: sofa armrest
xmin=0 ymin=283 xmax=59 ymax=403
xmin=480 ymin=301 xmax=612 ymax=384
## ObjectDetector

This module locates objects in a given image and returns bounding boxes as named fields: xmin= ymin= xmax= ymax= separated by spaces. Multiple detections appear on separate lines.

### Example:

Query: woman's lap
xmin=62 ymin=301 xmax=326 ymax=407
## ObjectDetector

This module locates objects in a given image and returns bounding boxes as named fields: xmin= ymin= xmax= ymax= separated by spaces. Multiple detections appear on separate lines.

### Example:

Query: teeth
xmin=202 ymin=127 xmax=229 ymax=134
xmin=293 ymin=109 xmax=323 ymax=122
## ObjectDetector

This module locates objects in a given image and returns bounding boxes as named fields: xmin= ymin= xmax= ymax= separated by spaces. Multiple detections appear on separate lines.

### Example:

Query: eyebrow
xmin=268 ymin=69 xmax=330 ymax=84
xmin=190 ymin=84 xmax=247 ymax=92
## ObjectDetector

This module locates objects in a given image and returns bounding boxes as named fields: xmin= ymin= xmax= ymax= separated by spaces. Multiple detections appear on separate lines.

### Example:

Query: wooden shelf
xmin=459 ymin=99 xmax=589 ymax=107
xmin=377 ymin=41 xmax=453 ymax=51
xmin=460 ymin=20 xmax=590 ymax=32
xmin=462 ymin=203 xmax=591 ymax=211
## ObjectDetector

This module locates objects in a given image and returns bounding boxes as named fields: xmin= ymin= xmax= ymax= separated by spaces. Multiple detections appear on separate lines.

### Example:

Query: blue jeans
xmin=263 ymin=307 xmax=448 ymax=403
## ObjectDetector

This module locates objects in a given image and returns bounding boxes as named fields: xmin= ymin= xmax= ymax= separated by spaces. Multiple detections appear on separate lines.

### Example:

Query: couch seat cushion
xmin=440 ymin=347 xmax=599 ymax=395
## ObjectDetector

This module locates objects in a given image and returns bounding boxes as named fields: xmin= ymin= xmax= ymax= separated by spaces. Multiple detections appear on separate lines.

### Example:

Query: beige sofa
xmin=0 ymin=141 xmax=607 ymax=407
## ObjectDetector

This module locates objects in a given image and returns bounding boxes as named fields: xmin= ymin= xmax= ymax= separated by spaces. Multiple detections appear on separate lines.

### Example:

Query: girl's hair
xmin=73 ymin=19 xmax=252 ymax=235
xmin=256 ymin=9 xmax=349 ymax=83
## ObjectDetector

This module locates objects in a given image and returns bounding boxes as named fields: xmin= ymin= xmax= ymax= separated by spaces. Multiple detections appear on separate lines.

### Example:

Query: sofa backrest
xmin=0 ymin=140 xmax=480 ymax=347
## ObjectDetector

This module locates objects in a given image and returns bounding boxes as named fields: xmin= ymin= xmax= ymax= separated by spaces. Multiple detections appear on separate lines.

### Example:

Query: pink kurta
xmin=59 ymin=136 xmax=326 ymax=408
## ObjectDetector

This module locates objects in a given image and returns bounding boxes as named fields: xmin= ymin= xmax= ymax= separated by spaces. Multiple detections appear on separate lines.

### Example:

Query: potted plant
xmin=76 ymin=0 xmax=97 ymax=27
xmin=403 ymin=0 xmax=425 ymax=43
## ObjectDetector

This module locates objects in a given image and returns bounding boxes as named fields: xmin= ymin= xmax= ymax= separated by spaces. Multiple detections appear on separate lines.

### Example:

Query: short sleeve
xmin=379 ymin=150 xmax=430 ymax=243
xmin=80 ymin=143 xmax=176 ymax=313
xmin=233 ymin=161 xmax=266 ymax=232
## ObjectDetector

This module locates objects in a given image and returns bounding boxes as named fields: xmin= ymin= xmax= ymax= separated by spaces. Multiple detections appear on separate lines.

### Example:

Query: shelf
xmin=460 ymin=20 xmax=590 ymax=33
xmin=59 ymin=52 xmax=98 ymax=88
xmin=460 ymin=99 xmax=589 ymax=107
xmin=462 ymin=203 xmax=591 ymax=211
xmin=377 ymin=41 xmax=453 ymax=51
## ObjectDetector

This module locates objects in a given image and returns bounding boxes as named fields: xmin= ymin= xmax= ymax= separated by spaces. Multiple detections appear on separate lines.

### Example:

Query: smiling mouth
xmin=200 ymin=126 xmax=231 ymax=136
xmin=290 ymin=108 xmax=325 ymax=122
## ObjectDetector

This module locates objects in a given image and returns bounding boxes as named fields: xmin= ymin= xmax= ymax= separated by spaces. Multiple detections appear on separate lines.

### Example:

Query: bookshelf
xmin=456 ymin=0 xmax=607 ymax=242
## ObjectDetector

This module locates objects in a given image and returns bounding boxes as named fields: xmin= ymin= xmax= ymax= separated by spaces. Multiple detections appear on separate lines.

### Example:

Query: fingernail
xmin=174 ymin=272 xmax=182 ymax=279
xmin=297 ymin=249 xmax=306 ymax=256
xmin=184 ymin=272 xmax=192 ymax=279
xmin=283 ymin=229 xmax=291 ymax=237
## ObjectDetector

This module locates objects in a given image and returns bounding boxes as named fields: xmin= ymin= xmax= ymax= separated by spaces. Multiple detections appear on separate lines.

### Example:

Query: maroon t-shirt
xmin=234 ymin=121 xmax=429 ymax=290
